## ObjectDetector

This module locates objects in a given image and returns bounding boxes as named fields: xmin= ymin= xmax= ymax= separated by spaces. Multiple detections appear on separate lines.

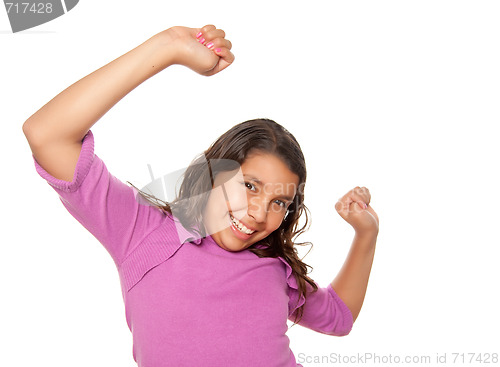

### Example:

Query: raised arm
xmin=331 ymin=186 xmax=379 ymax=322
xmin=22 ymin=25 xmax=234 ymax=182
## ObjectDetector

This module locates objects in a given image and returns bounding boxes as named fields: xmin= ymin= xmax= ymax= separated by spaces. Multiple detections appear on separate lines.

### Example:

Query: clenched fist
xmin=335 ymin=186 xmax=379 ymax=236
xmin=151 ymin=24 xmax=235 ymax=76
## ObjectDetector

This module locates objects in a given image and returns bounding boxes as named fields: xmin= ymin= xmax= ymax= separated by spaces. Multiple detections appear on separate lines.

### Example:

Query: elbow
xmin=23 ymin=118 xmax=56 ymax=148
xmin=23 ymin=118 xmax=87 ymax=147
xmin=325 ymin=326 xmax=353 ymax=338
xmin=326 ymin=322 xmax=353 ymax=337
xmin=328 ymin=308 xmax=355 ymax=337
xmin=335 ymin=325 xmax=353 ymax=337
xmin=22 ymin=119 xmax=38 ymax=150
xmin=22 ymin=119 xmax=31 ymax=138
xmin=22 ymin=118 xmax=41 ymax=146
xmin=22 ymin=118 xmax=52 ymax=156
xmin=314 ymin=314 xmax=354 ymax=337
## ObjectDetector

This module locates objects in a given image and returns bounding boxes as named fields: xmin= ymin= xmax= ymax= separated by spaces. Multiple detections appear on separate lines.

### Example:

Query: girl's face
xmin=202 ymin=151 xmax=299 ymax=252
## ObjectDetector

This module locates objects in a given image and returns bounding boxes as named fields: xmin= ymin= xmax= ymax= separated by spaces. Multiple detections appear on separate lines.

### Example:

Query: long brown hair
xmin=127 ymin=118 xmax=318 ymax=325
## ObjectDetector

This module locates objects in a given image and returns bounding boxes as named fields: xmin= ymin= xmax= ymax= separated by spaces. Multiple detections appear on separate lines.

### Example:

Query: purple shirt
xmin=33 ymin=130 xmax=353 ymax=366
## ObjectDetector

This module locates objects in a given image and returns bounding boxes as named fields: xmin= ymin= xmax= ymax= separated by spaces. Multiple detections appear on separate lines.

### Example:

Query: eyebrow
xmin=244 ymin=174 xmax=295 ymax=201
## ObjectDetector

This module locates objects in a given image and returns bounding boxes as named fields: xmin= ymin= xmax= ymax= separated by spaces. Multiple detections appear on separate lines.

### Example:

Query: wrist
xmin=351 ymin=231 xmax=377 ymax=257
xmin=143 ymin=30 xmax=179 ymax=70
xmin=354 ymin=228 xmax=379 ymax=242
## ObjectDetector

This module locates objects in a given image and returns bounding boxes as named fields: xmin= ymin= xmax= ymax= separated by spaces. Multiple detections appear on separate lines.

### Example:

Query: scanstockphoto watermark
xmin=3 ymin=0 xmax=79 ymax=33
xmin=297 ymin=352 xmax=499 ymax=365
xmin=136 ymin=158 xmax=308 ymax=212
xmin=298 ymin=352 xmax=432 ymax=365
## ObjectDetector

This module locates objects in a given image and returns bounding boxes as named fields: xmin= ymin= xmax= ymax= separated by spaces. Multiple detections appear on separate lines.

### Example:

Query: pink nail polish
xmin=198 ymin=37 xmax=205 ymax=44
xmin=206 ymin=42 xmax=214 ymax=49
xmin=215 ymin=48 xmax=221 ymax=53
xmin=196 ymin=32 xmax=202 ymax=39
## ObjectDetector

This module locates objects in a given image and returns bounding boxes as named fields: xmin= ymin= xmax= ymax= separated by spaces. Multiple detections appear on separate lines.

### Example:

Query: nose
xmin=247 ymin=196 xmax=268 ymax=224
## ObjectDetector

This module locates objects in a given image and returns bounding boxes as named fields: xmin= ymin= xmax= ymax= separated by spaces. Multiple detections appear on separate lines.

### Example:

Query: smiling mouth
xmin=229 ymin=214 xmax=256 ymax=235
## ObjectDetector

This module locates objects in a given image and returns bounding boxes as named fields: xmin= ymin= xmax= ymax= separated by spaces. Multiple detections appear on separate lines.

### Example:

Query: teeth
xmin=230 ymin=215 xmax=255 ymax=235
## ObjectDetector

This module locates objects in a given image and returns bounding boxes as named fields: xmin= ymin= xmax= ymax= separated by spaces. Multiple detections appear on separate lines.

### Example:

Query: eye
xmin=273 ymin=199 xmax=287 ymax=209
xmin=244 ymin=182 xmax=256 ymax=191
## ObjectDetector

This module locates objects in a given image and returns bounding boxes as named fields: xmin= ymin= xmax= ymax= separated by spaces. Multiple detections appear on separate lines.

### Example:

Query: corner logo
xmin=3 ymin=0 xmax=79 ymax=33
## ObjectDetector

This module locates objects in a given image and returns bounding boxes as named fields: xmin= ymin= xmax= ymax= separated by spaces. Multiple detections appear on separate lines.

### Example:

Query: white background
xmin=1 ymin=1 xmax=499 ymax=366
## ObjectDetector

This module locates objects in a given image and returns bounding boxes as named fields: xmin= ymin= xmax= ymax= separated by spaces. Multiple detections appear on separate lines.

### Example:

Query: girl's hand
xmin=153 ymin=24 xmax=234 ymax=76
xmin=335 ymin=186 xmax=379 ymax=236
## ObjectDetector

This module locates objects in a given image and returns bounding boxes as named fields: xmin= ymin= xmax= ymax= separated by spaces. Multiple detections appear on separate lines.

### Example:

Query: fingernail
xmin=206 ymin=42 xmax=214 ymax=49
xmin=364 ymin=203 xmax=368 ymax=209
xmin=198 ymin=37 xmax=205 ymax=44
xmin=215 ymin=48 xmax=221 ymax=53
xmin=196 ymin=32 xmax=203 ymax=39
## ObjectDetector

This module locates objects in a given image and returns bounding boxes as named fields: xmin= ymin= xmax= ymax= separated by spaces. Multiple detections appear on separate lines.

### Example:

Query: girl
xmin=23 ymin=24 xmax=379 ymax=367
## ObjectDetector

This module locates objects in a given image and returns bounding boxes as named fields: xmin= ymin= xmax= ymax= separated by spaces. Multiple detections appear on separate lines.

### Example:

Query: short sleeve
xmin=33 ymin=130 xmax=166 ymax=268
xmin=289 ymin=281 xmax=354 ymax=336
